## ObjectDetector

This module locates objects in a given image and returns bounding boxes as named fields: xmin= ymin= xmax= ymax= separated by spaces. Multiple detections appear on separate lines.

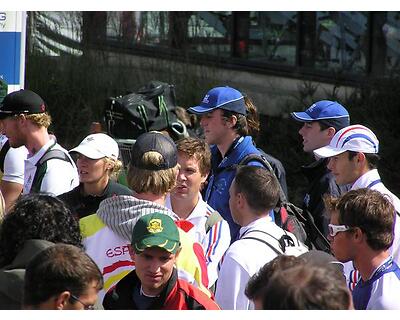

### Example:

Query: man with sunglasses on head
xmin=315 ymin=124 xmax=400 ymax=290
xmin=324 ymin=188 xmax=400 ymax=310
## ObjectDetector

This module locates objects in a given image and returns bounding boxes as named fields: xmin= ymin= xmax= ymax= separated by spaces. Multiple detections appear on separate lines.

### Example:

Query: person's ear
xmin=357 ymin=152 xmax=366 ymax=163
xmin=200 ymin=173 xmax=208 ymax=185
xmin=352 ymin=227 xmax=364 ymax=243
xmin=327 ymin=127 xmax=336 ymax=139
xmin=175 ymin=248 xmax=182 ymax=260
xmin=55 ymin=291 xmax=71 ymax=310
xmin=225 ymin=115 xmax=237 ymax=128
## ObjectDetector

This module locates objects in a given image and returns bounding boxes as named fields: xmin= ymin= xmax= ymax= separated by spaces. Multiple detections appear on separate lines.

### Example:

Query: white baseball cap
xmin=313 ymin=124 xmax=379 ymax=158
xmin=69 ymin=133 xmax=119 ymax=160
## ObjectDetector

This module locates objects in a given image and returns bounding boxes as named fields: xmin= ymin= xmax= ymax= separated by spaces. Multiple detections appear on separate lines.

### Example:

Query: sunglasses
xmin=328 ymin=224 xmax=351 ymax=237
xmin=70 ymin=294 xmax=95 ymax=310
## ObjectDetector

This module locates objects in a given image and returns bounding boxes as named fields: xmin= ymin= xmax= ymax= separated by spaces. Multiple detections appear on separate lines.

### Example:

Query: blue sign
xmin=0 ymin=11 xmax=26 ymax=92
xmin=0 ymin=32 xmax=21 ymax=85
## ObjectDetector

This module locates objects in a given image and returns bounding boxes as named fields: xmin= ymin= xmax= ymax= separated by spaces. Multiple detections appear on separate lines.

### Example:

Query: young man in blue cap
xmin=187 ymin=86 xmax=267 ymax=241
xmin=291 ymin=100 xmax=350 ymax=238
xmin=102 ymin=212 xmax=220 ymax=310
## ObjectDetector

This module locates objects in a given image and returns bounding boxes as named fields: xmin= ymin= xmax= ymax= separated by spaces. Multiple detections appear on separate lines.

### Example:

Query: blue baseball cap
xmin=187 ymin=86 xmax=247 ymax=115
xmin=291 ymin=100 xmax=350 ymax=131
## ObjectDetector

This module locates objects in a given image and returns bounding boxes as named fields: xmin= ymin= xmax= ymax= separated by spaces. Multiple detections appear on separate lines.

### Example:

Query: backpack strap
xmin=241 ymin=229 xmax=296 ymax=254
xmin=239 ymin=153 xmax=288 ymax=204
xmin=0 ymin=139 xmax=10 ymax=173
xmin=240 ymin=236 xmax=282 ymax=255
xmin=30 ymin=147 xmax=72 ymax=193
xmin=205 ymin=210 xmax=223 ymax=234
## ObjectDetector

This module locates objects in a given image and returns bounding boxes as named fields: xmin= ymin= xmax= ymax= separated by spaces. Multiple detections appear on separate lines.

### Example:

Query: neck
xmin=217 ymin=133 xmax=240 ymax=158
xmin=26 ymin=129 xmax=51 ymax=155
xmin=241 ymin=211 xmax=268 ymax=227
xmin=354 ymin=249 xmax=390 ymax=281
xmin=134 ymin=192 xmax=166 ymax=205
xmin=140 ymin=284 xmax=163 ymax=297
xmin=82 ymin=176 xmax=109 ymax=196
xmin=170 ymin=194 xmax=198 ymax=219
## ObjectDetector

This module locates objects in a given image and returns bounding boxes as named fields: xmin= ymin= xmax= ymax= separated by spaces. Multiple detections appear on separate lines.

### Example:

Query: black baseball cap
xmin=0 ymin=89 xmax=47 ymax=120
xmin=130 ymin=132 xmax=177 ymax=170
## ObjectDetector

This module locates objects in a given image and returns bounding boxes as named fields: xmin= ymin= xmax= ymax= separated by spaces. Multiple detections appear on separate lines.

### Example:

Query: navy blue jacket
xmin=204 ymin=136 xmax=263 ymax=241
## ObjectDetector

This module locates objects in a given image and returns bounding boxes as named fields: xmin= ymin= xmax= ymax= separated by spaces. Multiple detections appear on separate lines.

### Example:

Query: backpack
xmin=238 ymin=153 xmax=331 ymax=253
xmin=241 ymin=229 xmax=308 ymax=257
xmin=105 ymin=80 xmax=188 ymax=140
xmin=30 ymin=145 xmax=73 ymax=193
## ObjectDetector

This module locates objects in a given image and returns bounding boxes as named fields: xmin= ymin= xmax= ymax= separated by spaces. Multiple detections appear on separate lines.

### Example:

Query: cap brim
xmin=313 ymin=145 xmax=346 ymax=158
xmin=187 ymin=105 xmax=218 ymax=115
xmin=134 ymin=237 xmax=180 ymax=254
xmin=290 ymin=111 xmax=313 ymax=122
xmin=69 ymin=145 xmax=105 ymax=160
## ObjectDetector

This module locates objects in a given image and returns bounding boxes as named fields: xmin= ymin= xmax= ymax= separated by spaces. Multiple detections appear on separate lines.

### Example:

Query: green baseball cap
xmin=131 ymin=213 xmax=181 ymax=254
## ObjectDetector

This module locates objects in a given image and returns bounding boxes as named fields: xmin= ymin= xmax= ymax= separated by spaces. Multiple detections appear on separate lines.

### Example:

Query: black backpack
xmin=239 ymin=153 xmax=331 ymax=253
xmin=105 ymin=81 xmax=188 ymax=140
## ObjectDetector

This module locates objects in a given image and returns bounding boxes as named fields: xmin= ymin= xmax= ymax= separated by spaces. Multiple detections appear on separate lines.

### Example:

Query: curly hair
xmin=0 ymin=194 xmax=82 ymax=268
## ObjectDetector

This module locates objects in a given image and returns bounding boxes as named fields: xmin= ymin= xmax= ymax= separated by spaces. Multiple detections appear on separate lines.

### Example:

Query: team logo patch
xmin=40 ymin=104 xmax=46 ymax=112
xmin=147 ymin=219 xmax=163 ymax=233
xmin=202 ymin=94 xmax=210 ymax=104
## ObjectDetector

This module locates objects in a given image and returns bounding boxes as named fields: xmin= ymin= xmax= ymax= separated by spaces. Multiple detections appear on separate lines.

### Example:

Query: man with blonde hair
xmin=0 ymin=89 xmax=78 ymax=195
xmin=81 ymin=132 xmax=210 ymax=302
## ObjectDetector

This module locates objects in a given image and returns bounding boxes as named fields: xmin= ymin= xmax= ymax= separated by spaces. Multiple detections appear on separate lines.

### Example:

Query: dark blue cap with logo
xmin=290 ymin=100 xmax=350 ymax=131
xmin=187 ymin=86 xmax=247 ymax=115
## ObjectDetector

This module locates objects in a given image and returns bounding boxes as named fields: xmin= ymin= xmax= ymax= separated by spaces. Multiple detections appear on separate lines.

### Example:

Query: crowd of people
xmin=0 ymin=86 xmax=399 ymax=310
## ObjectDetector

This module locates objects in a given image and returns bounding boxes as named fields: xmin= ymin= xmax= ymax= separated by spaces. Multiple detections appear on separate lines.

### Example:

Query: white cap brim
xmin=313 ymin=145 xmax=346 ymax=158
xmin=69 ymin=145 xmax=108 ymax=160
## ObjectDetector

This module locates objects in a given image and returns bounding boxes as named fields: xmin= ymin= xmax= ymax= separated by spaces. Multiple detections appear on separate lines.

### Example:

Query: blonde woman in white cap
xmin=58 ymin=133 xmax=132 ymax=220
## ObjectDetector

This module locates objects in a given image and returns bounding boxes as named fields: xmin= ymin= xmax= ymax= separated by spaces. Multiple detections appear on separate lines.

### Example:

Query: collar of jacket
xmin=301 ymin=158 xmax=330 ymax=182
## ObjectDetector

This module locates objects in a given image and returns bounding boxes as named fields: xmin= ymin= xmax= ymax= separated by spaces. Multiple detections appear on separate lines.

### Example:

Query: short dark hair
xmin=234 ymin=166 xmax=280 ymax=213
xmin=245 ymin=255 xmax=305 ymax=301
xmin=24 ymin=244 xmax=103 ymax=308
xmin=262 ymin=264 xmax=352 ymax=310
xmin=347 ymin=151 xmax=380 ymax=169
xmin=331 ymin=188 xmax=395 ymax=251
xmin=176 ymin=137 xmax=211 ymax=176
xmin=0 ymin=194 xmax=82 ymax=268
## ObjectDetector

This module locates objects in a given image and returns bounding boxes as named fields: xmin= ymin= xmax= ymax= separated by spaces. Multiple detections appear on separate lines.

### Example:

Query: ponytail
xmin=244 ymin=95 xmax=260 ymax=138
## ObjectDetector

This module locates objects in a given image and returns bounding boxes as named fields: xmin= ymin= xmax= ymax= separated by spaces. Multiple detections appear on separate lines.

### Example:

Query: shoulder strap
xmin=0 ymin=139 xmax=11 ymax=173
xmin=239 ymin=153 xmax=287 ymax=204
xmin=241 ymin=233 xmax=283 ymax=255
xmin=241 ymin=229 xmax=286 ymax=254
xmin=30 ymin=147 xmax=72 ymax=193
xmin=205 ymin=210 xmax=223 ymax=234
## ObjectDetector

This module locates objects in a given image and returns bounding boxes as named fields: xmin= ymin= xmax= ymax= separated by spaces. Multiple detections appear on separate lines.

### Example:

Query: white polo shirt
xmin=165 ymin=193 xmax=231 ymax=287
xmin=215 ymin=216 xmax=301 ymax=310
xmin=0 ymin=135 xmax=27 ymax=185
xmin=23 ymin=139 xmax=79 ymax=195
